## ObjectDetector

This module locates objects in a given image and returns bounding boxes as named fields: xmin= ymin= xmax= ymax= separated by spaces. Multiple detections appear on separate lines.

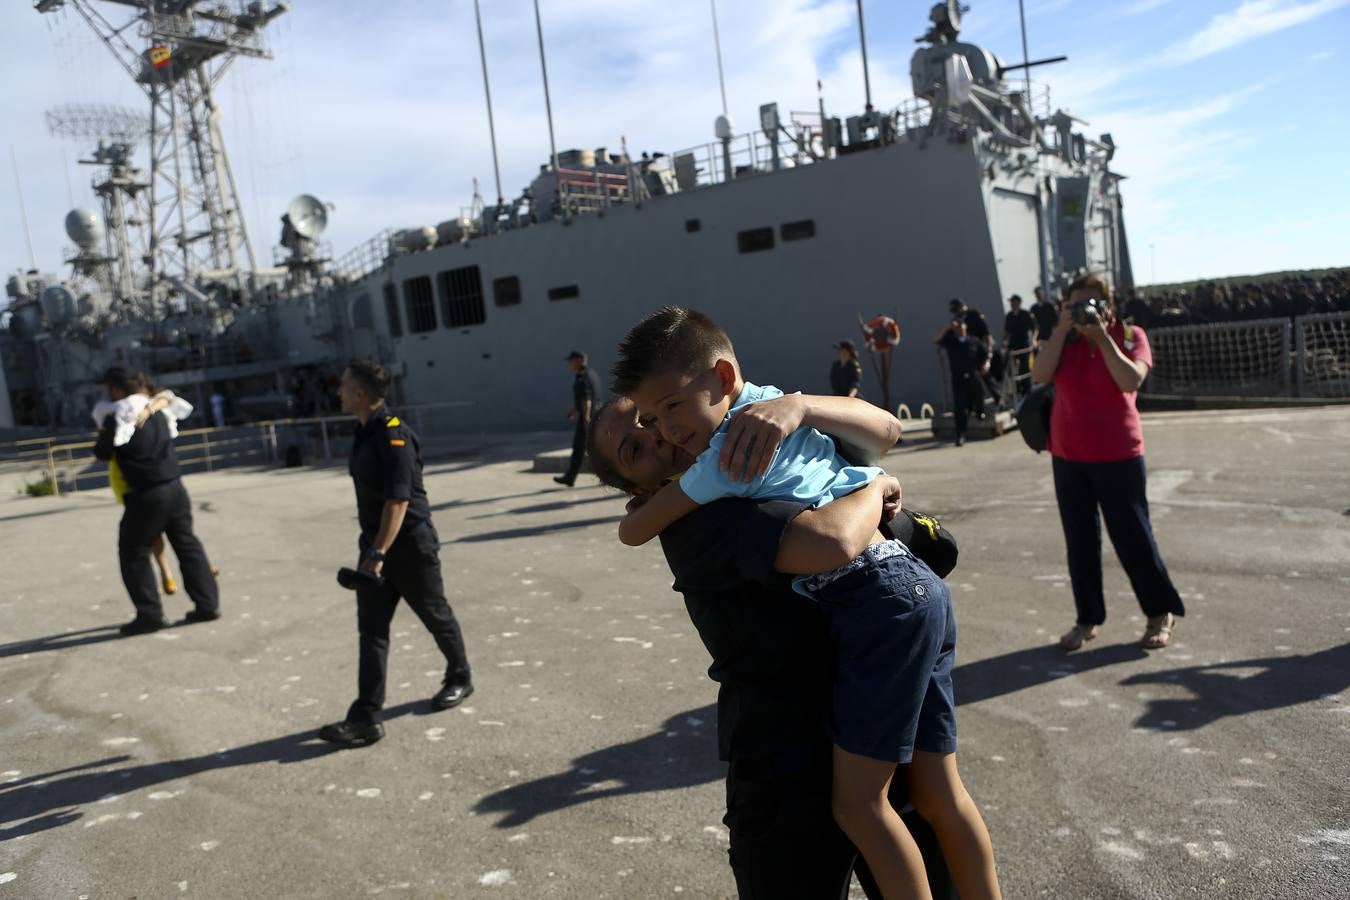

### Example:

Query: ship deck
xmin=2 ymin=407 xmax=1348 ymax=899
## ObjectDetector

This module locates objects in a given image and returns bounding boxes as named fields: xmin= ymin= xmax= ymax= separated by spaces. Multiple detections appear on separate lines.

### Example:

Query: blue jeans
xmin=1051 ymin=455 xmax=1185 ymax=627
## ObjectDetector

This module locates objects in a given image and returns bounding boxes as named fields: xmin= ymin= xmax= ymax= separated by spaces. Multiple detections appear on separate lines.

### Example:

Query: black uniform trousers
xmin=1010 ymin=342 xmax=1033 ymax=396
xmin=949 ymin=372 xmax=986 ymax=437
xmin=725 ymin=750 xmax=957 ymax=900
xmin=1052 ymin=455 xmax=1186 ymax=627
xmin=119 ymin=479 xmax=218 ymax=621
xmin=562 ymin=416 xmax=587 ymax=482
xmin=348 ymin=523 xmax=471 ymax=725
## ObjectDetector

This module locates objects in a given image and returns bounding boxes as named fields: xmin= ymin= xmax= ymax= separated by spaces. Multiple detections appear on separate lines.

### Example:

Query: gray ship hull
xmin=357 ymin=133 xmax=1114 ymax=429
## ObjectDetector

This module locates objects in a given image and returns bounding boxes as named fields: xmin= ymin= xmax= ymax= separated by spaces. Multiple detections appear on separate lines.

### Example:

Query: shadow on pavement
xmin=0 ymin=700 xmax=433 ymax=841
xmin=474 ymin=704 xmax=722 ymax=828
xmin=428 ymin=489 xmax=559 ymax=513
xmin=449 ymin=515 xmax=623 ymax=543
xmin=468 ymin=493 xmax=620 ymax=519
xmin=0 ymin=625 xmax=124 ymax=660
xmin=1121 ymin=642 xmax=1350 ymax=731
xmin=953 ymin=641 xmax=1147 ymax=706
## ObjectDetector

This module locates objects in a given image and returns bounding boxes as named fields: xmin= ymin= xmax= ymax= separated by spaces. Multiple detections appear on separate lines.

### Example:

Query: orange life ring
xmin=863 ymin=314 xmax=901 ymax=352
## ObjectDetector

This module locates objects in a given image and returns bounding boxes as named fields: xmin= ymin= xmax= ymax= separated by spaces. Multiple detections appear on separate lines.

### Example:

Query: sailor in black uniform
xmin=93 ymin=367 xmax=220 ymax=636
xmin=319 ymin=360 xmax=473 ymax=747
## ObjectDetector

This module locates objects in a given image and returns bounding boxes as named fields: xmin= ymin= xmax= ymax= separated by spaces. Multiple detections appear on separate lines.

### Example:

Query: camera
xmin=1071 ymin=297 xmax=1103 ymax=326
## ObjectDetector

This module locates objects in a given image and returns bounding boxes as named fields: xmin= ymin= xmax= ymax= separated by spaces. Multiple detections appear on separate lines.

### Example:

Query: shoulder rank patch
xmin=385 ymin=416 xmax=401 ymax=427
xmin=389 ymin=437 xmax=407 ymax=447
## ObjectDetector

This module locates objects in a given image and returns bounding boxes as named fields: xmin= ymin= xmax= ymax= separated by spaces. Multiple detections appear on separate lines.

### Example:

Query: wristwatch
xmin=365 ymin=547 xmax=386 ymax=562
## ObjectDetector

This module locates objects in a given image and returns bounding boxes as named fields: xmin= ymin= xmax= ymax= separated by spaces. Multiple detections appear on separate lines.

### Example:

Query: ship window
xmin=737 ymin=227 xmax=774 ymax=254
xmin=548 ymin=285 xmax=580 ymax=301
xmin=493 ymin=275 xmax=522 ymax=307
xmin=351 ymin=293 xmax=374 ymax=330
xmin=781 ymin=219 xmax=816 ymax=241
xmin=403 ymin=275 xmax=437 ymax=333
xmin=384 ymin=283 xmax=403 ymax=337
xmin=685 ymin=218 xmax=701 ymax=233
xmin=438 ymin=266 xmax=486 ymax=328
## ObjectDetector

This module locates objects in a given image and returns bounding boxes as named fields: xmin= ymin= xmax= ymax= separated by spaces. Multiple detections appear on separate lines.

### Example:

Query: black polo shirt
xmin=93 ymin=411 xmax=180 ymax=492
xmin=1003 ymin=307 xmax=1035 ymax=349
xmin=573 ymin=367 xmax=601 ymax=413
xmin=348 ymin=405 xmax=431 ymax=538
xmin=1031 ymin=301 xmax=1058 ymax=341
xmin=659 ymin=498 xmax=831 ymax=762
xmin=963 ymin=309 xmax=991 ymax=343
xmin=829 ymin=359 xmax=862 ymax=396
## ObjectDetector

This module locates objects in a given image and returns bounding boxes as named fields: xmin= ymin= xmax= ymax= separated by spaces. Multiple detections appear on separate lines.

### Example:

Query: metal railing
xmin=0 ymin=400 xmax=473 ymax=497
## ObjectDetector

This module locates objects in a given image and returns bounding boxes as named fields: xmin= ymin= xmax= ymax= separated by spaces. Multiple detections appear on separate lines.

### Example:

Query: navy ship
xmin=2 ymin=1 xmax=1131 ymax=433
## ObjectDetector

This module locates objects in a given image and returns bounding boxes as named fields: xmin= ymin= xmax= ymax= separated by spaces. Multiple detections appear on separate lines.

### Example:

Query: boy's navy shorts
xmin=800 ymin=540 xmax=958 ymax=763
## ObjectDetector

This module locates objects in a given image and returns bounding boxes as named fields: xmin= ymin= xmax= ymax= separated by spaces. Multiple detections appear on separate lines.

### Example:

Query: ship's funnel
xmin=65 ymin=208 xmax=104 ymax=251
xmin=287 ymin=194 xmax=329 ymax=240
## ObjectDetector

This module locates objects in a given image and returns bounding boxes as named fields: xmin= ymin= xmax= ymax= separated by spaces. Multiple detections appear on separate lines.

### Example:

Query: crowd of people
xmin=1120 ymin=270 xmax=1350 ymax=330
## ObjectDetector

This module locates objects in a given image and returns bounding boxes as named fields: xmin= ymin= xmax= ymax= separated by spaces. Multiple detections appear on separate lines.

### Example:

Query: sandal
xmin=161 ymin=575 xmax=178 ymax=594
xmin=1141 ymin=613 xmax=1175 ymax=650
xmin=1059 ymin=623 xmax=1099 ymax=651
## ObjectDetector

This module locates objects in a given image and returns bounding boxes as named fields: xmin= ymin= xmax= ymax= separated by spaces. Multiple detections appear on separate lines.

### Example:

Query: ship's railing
xmin=557 ymin=166 xmax=633 ymax=214
xmin=333 ymin=228 xmax=396 ymax=284
xmin=0 ymin=400 xmax=473 ymax=497
xmin=669 ymin=99 xmax=937 ymax=191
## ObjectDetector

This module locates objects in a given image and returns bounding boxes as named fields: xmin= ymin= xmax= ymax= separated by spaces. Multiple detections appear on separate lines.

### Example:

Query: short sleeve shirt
xmin=1049 ymin=322 xmax=1153 ymax=463
xmin=964 ymin=310 xmax=991 ymax=343
xmin=829 ymin=359 xmax=861 ymax=396
xmin=348 ymin=405 xmax=432 ymax=536
xmin=678 ymin=382 xmax=881 ymax=509
xmin=573 ymin=367 xmax=600 ymax=412
xmin=1004 ymin=308 xmax=1035 ymax=347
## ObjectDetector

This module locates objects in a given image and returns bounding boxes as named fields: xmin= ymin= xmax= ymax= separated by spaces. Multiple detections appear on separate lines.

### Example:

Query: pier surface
xmin=2 ymin=407 xmax=1348 ymax=899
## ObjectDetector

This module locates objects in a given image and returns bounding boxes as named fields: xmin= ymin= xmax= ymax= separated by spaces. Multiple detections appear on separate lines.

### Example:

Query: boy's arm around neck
xmin=799 ymin=394 xmax=901 ymax=464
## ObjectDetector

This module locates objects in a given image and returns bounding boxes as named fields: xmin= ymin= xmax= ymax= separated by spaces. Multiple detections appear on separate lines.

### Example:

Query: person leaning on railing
xmin=1030 ymin=273 xmax=1186 ymax=652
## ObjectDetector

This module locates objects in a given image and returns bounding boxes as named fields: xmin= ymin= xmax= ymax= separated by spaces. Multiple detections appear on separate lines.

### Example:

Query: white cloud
xmin=1160 ymin=0 xmax=1350 ymax=65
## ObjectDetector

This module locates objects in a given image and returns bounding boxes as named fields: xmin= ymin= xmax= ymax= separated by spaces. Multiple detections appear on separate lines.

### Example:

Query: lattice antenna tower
xmin=35 ymin=0 xmax=287 ymax=299
xmin=46 ymin=102 xmax=153 ymax=312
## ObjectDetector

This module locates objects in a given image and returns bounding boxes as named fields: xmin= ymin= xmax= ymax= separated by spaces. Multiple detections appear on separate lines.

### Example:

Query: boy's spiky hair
xmin=611 ymin=306 xmax=735 ymax=395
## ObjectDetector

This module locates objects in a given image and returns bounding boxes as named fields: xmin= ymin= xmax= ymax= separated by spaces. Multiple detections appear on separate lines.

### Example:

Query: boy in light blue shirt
xmin=611 ymin=307 xmax=1002 ymax=900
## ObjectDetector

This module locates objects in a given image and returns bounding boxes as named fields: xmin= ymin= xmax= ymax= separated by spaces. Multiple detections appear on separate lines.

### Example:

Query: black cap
xmin=566 ymin=350 xmax=586 ymax=361
xmin=948 ymin=297 xmax=965 ymax=311
xmin=834 ymin=339 xmax=856 ymax=352
xmin=1009 ymin=294 xmax=1023 ymax=304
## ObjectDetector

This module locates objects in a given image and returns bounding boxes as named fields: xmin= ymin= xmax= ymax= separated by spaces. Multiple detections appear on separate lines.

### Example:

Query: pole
xmin=1017 ymin=0 xmax=1032 ymax=100
xmin=10 ymin=145 xmax=37 ymax=269
xmin=473 ymin=0 xmax=505 ymax=208
xmin=856 ymin=0 xmax=873 ymax=111
xmin=532 ymin=0 xmax=561 ymax=214
xmin=710 ymin=0 xmax=729 ymax=117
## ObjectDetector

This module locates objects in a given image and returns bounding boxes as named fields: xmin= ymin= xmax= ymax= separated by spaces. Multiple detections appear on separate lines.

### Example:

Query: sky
xmin=1 ymin=0 xmax=1347 ymax=290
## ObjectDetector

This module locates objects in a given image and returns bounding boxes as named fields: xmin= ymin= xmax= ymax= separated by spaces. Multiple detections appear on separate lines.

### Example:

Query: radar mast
xmin=35 ymin=0 xmax=288 ymax=301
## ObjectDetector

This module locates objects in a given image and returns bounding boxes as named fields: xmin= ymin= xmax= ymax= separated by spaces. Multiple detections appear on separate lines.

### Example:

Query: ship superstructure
xmin=3 ymin=1 xmax=1131 ymax=432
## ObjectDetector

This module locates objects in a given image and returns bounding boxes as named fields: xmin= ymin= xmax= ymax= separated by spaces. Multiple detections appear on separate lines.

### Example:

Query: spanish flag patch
xmin=389 ymin=438 xmax=406 ymax=447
